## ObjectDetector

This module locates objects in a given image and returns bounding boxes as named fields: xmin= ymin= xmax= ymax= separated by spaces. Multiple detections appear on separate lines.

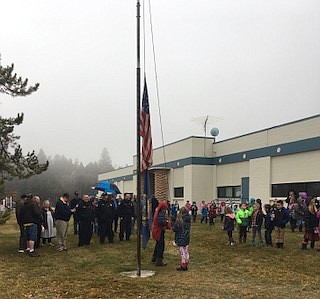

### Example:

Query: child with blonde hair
xmin=172 ymin=206 xmax=191 ymax=271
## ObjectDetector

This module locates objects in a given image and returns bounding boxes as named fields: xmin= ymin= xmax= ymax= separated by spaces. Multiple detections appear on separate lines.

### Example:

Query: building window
xmin=271 ymin=182 xmax=320 ymax=197
xmin=174 ymin=187 xmax=184 ymax=198
xmin=217 ymin=186 xmax=241 ymax=198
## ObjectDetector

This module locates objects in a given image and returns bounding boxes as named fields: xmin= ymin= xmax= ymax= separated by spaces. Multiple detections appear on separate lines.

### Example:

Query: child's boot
xmin=301 ymin=241 xmax=307 ymax=250
xmin=276 ymin=243 xmax=280 ymax=248
xmin=243 ymin=236 xmax=247 ymax=244
xmin=310 ymin=241 xmax=315 ymax=249
xmin=151 ymin=254 xmax=157 ymax=263
xmin=239 ymin=237 xmax=242 ymax=244
xmin=259 ymin=240 xmax=263 ymax=247
xmin=251 ymin=240 xmax=255 ymax=247
xmin=317 ymin=245 xmax=320 ymax=251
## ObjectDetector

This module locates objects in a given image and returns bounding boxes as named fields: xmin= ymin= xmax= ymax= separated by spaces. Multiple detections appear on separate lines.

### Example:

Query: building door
xmin=241 ymin=177 xmax=249 ymax=203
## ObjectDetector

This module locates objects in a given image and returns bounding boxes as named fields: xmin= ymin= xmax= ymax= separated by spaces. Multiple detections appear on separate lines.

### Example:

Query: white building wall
xmin=268 ymin=117 xmax=320 ymax=146
xmin=190 ymin=165 xmax=213 ymax=204
xmin=249 ymin=157 xmax=271 ymax=201
xmin=271 ymin=150 xmax=320 ymax=183
xmin=183 ymin=165 xmax=193 ymax=202
xmin=216 ymin=162 xmax=249 ymax=186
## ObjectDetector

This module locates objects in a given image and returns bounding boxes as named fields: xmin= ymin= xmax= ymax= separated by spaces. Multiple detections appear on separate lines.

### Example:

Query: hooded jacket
xmin=152 ymin=201 xmax=168 ymax=241
xmin=172 ymin=212 xmax=191 ymax=247
xmin=235 ymin=208 xmax=253 ymax=226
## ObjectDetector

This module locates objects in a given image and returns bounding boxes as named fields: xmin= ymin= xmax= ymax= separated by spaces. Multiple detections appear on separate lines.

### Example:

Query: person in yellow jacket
xmin=235 ymin=203 xmax=253 ymax=244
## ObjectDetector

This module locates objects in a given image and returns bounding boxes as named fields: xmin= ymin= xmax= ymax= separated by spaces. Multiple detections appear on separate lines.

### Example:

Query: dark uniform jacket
xmin=118 ymin=199 xmax=134 ymax=219
xmin=95 ymin=199 xmax=115 ymax=223
xmin=76 ymin=200 xmax=95 ymax=223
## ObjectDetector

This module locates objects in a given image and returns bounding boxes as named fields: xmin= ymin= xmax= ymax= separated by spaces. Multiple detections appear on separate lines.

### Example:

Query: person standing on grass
xmin=113 ymin=195 xmax=121 ymax=233
xmin=55 ymin=193 xmax=75 ymax=251
xmin=235 ymin=203 xmax=253 ymax=244
xmin=19 ymin=194 xmax=42 ymax=257
xmin=33 ymin=196 xmax=42 ymax=249
xmin=200 ymin=203 xmax=208 ymax=224
xmin=70 ymin=192 xmax=81 ymax=235
xmin=41 ymin=200 xmax=55 ymax=246
xmin=96 ymin=193 xmax=115 ymax=244
xmin=224 ymin=206 xmax=235 ymax=245
xmin=274 ymin=200 xmax=290 ymax=249
xmin=264 ymin=204 xmax=275 ymax=248
xmin=118 ymin=193 xmax=134 ymax=241
xmin=208 ymin=203 xmax=216 ymax=226
xmin=170 ymin=201 xmax=179 ymax=224
xmin=76 ymin=194 xmax=95 ymax=247
xmin=152 ymin=201 xmax=170 ymax=266
xmin=218 ymin=201 xmax=226 ymax=223
xmin=301 ymin=197 xmax=319 ymax=250
xmin=190 ymin=201 xmax=198 ymax=223
xmin=172 ymin=206 xmax=191 ymax=271
xmin=16 ymin=194 xmax=27 ymax=253
xmin=250 ymin=203 xmax=263 ymax=247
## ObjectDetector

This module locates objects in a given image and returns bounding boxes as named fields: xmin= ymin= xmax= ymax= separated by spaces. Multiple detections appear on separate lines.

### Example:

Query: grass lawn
xmin=0 ymin=215 xmax=319 ymax=299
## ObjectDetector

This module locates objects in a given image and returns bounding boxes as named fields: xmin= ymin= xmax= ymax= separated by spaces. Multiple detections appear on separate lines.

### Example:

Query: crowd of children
xmin=180 ymin=192 xmax=320 ymax=252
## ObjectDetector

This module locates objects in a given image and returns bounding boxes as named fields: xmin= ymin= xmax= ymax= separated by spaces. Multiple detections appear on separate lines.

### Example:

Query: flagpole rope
xmin=147 ymin=0 xmax=171 ymax=203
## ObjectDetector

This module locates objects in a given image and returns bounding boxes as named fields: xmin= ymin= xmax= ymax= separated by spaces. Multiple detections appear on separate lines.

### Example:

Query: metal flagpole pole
xmin=136 ymin=0 xmax=142 ymax=277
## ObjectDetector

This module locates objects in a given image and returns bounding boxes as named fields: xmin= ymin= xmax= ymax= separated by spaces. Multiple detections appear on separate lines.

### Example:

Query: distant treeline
xmin=4 ymin=148 xmax=114 ymax=203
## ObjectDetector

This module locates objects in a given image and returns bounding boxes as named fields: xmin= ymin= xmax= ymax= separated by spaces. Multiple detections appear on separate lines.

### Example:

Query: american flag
xmin=140 ymin=79 xmax=153 ymax=172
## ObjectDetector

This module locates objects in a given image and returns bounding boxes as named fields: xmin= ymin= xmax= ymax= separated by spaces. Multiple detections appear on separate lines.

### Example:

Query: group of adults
xmin=15 ymin=192 xmax=139 ymax=257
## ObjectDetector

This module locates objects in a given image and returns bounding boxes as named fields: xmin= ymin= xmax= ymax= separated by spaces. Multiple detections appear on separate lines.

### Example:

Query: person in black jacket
xmin=118 ymin=193 xmax=134 ymax=241
xmin=250 ymin=203 xmax=264 ymax=247
xmin=32 ymin=196 xmax=43 ymax=249
xmin=55 ymin=193 xmax=75 ymax=251
xmin=19 ymin=194 xmax=42 ymax=257
xmin=96 ymin=193 xmax=115 ymax=244
xmin=264 ymin=204 xmax=275 ymax=247
xmin=76 ymin=194 xmax=95 ymax=246
xmin=301 ymin=197 xmax=319 ymax=250
xmin=70 ymin=192 xmax=81 ymax=235
xmin=16 ymin=194 xmax=27 ymax=253
xmin=274 ymin=200 xmax=290 ymax=249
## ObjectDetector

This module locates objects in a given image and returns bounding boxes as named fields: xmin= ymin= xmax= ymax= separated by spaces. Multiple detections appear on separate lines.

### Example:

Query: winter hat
xmin=250 ymin=198 xmax=255 ymax=203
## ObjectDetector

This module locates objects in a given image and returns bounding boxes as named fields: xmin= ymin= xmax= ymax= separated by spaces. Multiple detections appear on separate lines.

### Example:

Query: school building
xmin=98 ymin=114 xmax=320 ymax=205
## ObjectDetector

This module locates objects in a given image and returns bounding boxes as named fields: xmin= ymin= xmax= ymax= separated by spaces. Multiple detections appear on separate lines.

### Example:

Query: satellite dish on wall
xmin=210 ymin=127 xmax=219 ymax=143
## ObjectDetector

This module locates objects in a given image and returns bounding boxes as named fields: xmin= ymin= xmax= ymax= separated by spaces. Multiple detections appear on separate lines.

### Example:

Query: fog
xmin=1 ymin=0 xmax=319 ymax=168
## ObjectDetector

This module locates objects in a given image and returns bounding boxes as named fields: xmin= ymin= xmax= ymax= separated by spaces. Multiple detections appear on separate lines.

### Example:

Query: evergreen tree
xmin=0 ymin=61 xmax=48 ymax=192
xmin=98 ymin=147 xmax=113 ymax=173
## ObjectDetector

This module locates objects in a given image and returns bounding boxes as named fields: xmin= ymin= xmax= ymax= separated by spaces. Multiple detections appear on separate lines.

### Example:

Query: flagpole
xmin=136 ymin=0 xmax=142 ymax=277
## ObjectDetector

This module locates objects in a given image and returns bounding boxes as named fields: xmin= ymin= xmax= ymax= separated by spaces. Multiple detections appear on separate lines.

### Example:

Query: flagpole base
xmin=120 ymin=270 xmax=155 ymax=278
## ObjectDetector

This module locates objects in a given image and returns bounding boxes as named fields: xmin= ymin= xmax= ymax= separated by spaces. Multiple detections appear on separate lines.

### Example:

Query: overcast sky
xmin=1 ymin=0 xmax=319 ymax=168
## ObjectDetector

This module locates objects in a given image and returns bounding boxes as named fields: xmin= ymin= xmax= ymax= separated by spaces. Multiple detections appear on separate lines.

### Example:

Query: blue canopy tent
xmin=91 ymin=181 xmax=121 ymax=194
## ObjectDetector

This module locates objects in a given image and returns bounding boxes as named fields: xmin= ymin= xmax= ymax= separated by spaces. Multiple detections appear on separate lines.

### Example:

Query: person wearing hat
xmin=70 ymin=192 xmax=81 ymax=235
xmin=118 ymin=193 xmax=134 ymax=241
xmin=76 ymin=194 xmax=95 ymax=247
xmin=55 ymin=193 xmax=75 ymax=251
xmin=95 ymin=193 xmax=116 ymax=244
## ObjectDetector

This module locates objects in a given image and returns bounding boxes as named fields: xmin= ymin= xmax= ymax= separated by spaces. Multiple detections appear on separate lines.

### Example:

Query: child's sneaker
xmin=251 ymin=240 xmax=255 ymax=247
xmin=18 ymin=249 xmax=24 ymax=253
xmin=230 ymin=242 xmax=235 ymax=246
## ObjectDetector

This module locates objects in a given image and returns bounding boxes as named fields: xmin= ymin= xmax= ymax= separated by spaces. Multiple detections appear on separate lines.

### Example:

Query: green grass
xmin=0 ymin=215 xmax=319 ymax=299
